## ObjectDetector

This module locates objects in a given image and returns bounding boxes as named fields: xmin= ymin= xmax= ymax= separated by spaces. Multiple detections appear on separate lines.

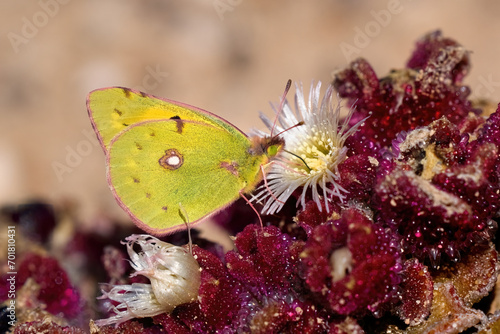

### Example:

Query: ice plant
xmin=95 ymin=235 xmax=201 ymax=327
xmin=254 ymin=82 xmax=366 ymax=214
xmin=300 ymin=208 xmax=403 ymax=316
xmin=5 ymin=31 xmax=500 ymax=333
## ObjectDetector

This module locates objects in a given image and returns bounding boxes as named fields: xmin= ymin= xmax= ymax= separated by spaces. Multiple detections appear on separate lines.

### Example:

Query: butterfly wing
xmin=107 ymin=118 xmax=266 ymax=235
xmin=87 ymin=87 xmax=244 ymax=151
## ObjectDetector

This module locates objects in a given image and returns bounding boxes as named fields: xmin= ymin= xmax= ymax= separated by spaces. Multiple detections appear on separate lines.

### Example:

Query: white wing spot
xmin=167 ymin=155 xmax=180 ymax=166
xmin=159 ymin=149 xmax=183 ymax=170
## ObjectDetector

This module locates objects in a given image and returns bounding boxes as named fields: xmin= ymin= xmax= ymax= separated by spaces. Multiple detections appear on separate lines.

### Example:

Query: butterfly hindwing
xmin=107 ymin=119 xmax=264 ymax=234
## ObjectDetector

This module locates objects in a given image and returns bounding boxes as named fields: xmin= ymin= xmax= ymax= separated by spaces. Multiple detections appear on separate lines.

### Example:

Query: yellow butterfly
xmin=87 ymin=87 xmax=284 ymax=235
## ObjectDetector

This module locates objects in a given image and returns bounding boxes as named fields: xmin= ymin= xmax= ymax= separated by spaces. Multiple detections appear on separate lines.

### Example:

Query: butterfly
xmin=87 ymin=86 xmax=285 ymax=235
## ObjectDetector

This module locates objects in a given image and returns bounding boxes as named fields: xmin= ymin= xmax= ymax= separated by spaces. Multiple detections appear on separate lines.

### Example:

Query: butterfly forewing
xmin=87 ymin=87 xmax=244 ymax=150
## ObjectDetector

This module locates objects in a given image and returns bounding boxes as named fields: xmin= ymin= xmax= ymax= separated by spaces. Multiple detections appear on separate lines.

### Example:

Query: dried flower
xmin=253 ymin=82 xmax=366 ymax=214
xmin=95 ymin=235 xmax=201 ymax=327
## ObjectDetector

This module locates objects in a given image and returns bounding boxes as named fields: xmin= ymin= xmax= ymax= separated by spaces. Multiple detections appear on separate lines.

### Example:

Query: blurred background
xmin=2 ymin=0 xmax=500 ymax=229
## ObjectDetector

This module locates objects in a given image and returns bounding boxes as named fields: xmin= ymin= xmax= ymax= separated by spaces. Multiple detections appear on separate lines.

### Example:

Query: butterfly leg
xmin=239 ymin=190 xmax=263 ymax=229
xmin=260 ymin=164 xmax=285 ymax=205
xmin=178 ymin=203 xmax=193 ymax=255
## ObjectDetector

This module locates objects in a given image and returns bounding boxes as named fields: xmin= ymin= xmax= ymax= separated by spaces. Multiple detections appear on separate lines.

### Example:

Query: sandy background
xmin=2 ymin=0 xmax=500 ymax=229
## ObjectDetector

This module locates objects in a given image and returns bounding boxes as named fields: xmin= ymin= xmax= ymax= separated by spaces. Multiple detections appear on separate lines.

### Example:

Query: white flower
xmin=95 ymin=234 xmax=201 ymax=327
xmin=253 ymin=81 xmax=366 ymax=215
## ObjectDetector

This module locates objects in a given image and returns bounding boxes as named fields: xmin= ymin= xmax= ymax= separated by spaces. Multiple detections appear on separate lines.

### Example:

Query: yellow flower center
xmin=290 ymin=128 xmax=341 ymax=176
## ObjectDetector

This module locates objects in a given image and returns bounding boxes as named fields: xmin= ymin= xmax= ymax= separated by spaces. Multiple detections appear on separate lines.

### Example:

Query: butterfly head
xmin=250 ymin=135 xmax=285 ymax=159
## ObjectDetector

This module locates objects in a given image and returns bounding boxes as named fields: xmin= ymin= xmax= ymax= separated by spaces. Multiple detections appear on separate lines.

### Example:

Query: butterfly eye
xmin=266 ymin=144 xmax=280 ymax=157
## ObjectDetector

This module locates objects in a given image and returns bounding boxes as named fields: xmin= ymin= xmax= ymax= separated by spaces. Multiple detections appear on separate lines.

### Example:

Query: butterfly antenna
xmin=274 ymin=121 xmax=304 ymax=138
xmin=270 ymin=79 xmax=292 ymax=138
xmin=179 ymin=203 xmax=193 ymax=255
